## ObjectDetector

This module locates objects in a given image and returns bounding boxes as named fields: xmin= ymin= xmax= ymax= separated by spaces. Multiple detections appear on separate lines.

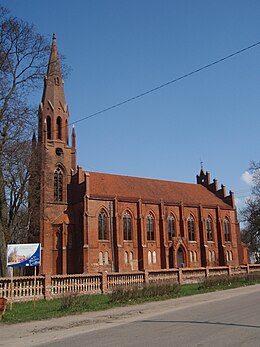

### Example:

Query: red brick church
xmin=34 ymin=35 xmax=249 ymax=275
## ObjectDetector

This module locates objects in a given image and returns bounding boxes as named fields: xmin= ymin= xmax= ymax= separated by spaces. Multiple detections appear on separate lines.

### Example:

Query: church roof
xmin=88 ymin=171 xmax=233 ymax=209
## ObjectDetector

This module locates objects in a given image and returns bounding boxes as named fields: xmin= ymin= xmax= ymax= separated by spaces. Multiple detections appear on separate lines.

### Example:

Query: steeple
xmin=39 ymin=34 xmax=68 ymax=144
xmin=47 ymin=33 xmax=62 ymax=78
xmin=41 ymin=33 xmax=66 ymax=107
xmin=37 ymin=34 xmax=77 ymax=275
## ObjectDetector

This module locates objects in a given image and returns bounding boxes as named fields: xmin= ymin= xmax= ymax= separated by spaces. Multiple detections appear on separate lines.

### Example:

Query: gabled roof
xmin=88 ymin=171 xmax=232 ymax=209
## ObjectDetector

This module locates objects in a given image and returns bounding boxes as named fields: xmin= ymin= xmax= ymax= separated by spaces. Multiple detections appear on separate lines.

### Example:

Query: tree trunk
xmin=0 ymin=158 xmax=8 ymax=277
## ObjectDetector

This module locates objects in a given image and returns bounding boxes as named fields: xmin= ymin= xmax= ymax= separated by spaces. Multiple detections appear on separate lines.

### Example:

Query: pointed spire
xmin=200 ymin=158 xmax=204 ymax=171
xmin=32 ymin=130 xmax=36 ymax=143
xmin=41 ymin=34 xmax=66 ymax=106
xmin=32 ymin=131 xmax=37 ymax=149
xmin=71 ymin=125 xmax=77 ymax=172
xmin=47 ymin=33 xmax=62 ymax=79
xmin=72 ymin=124 xmax=76 ymax=148
xmin=39 ymin=35 xmax=68 ymax=145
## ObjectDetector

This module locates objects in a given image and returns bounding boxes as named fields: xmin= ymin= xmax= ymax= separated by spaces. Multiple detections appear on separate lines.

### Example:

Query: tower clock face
xmin=55 ymin=147 xmax=63 ymax=156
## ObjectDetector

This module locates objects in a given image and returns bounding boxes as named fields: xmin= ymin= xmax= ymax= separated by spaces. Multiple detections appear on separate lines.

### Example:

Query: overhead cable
xmin=71 ymin=40 xmax=260 ymax=126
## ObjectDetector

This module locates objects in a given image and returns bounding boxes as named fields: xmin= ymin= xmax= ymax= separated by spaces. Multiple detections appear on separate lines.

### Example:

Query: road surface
xmin=1 ymin=285 xmax=260 ymax=347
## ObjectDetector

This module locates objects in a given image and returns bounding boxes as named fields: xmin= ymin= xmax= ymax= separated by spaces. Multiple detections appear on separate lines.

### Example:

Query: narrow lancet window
xmin=206 ymin=217 xmax=213 ymax=241
xmin=57 ymin=116 xmax=62 ymax=140
xmin=187 ymin=215 xmax=195 ymax=241
xmin=224 ymin=218 xmax=231 ymax=242
xmin=54 ymin=167 xmax=63 ymax=201
xmin=167 ymin=213 xmax=175 ymax=240
xmin=146 ymin=213 xmax=155 ymax=241
xmin=98 ymin=209 xmax=108 ymax=240
xmin=47 ymin=116 xmax=52 ymax=140
xmin=123 ymin=211 xmax=132 ymax=240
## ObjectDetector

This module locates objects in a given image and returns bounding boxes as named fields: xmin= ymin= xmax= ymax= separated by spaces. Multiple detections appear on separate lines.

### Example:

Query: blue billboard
xmin=7 ymin=243 xmax=41 ymax=267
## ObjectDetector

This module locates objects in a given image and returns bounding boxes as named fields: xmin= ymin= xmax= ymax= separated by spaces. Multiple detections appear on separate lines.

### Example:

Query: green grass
xmin=2 ymin=294 xmax=112 ymax=324
xmin=1 ymin=273 xmax=260 ymax=324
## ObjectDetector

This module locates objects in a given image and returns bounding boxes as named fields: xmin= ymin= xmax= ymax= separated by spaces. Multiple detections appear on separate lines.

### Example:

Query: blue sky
xmin=2 ymin=0 xmax=260 ymax=210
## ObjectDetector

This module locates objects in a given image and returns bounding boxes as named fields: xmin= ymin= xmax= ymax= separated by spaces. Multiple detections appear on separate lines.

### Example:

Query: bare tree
xmin=241 ymin=161 xmax=260 ymax=262
xmin=0 ymin=6 xmax=51 ymax=276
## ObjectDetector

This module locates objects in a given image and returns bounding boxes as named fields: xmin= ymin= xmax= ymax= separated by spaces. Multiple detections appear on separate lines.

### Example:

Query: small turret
xmin=72 ymin=125 xmax=76 ymax=148
xmin=71 ymin=125 xmax=76 ymax=172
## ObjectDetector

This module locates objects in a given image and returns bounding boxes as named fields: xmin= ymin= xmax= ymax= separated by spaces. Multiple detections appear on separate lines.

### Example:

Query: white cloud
xmin=235 ymin=196 xmax=250 ymax=209
xmin=240 ymin=171 xmax=253 ymax=186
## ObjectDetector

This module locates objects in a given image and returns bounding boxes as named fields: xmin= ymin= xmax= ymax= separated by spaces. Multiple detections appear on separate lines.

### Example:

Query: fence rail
xmin=0 ymin=264 xmax=260 ymax=303
xmin=51 ymin=274 xmax=102 ymax=296
xmin=0 ymin=276 xmax=45 ymax=302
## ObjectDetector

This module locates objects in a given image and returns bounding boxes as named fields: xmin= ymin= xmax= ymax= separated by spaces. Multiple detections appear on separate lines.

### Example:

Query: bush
xmin=59 ymin=293 xmax=81 ymax=311
xmin=60 ymin=293 xmax=90 ymax=312
xmin=110 ymin=281 xmax=180 ymax=304
xmin=198 ymin=273 xmax=260 ymax=290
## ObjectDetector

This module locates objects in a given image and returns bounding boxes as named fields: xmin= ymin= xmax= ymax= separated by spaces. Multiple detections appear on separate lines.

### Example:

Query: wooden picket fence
xmin=0 ymin=264 xmax=260 ymax=303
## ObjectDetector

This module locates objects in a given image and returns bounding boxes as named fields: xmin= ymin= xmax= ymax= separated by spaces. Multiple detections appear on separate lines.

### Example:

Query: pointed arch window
xmin=224 ymin=218 xmax=231 ymax=242
xmin=129 ymin=251 xmax=133 ymax=264
xmin=57 ymin=116 xmax=62 ymax=140
xmin=167 ymin=213 xmax=175 ymax=240
xmin=148 ymin=251 xmax=152 ymax=265
xmin=123 ymin=211 xmax=132 ymax=241
xmin=65 ymin=119 xmax=68 ymax=144
xmin=206 ymin=217 xmax=213 ymax=241
xmin=226 ymin=250 xmax=230 ymax=261
xmin=54 ymin=167 xmax=63 ymax=201
xmin=47 ymin=116 xmax=52 ymax=140
xmin=98 ymin=209 xmax=108 ymax=240
xmin=124 ymin=251 xmax=128 ymax=264
xmin=187 ymin=215 xmax=195 ymax=241
xmin=104 ymin=251 xmax=109 ymax=265
xmin=146 ymin=212 xmax=155 ymax=241
xmin=99 ymin=252 xmax=103 ymax=265
xmin=152 ymin=251 xmax=157 ymax=264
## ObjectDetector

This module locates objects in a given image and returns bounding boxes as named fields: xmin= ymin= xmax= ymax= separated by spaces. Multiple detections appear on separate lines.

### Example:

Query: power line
xmin=71 ymin=40 xmax=260 ymax=126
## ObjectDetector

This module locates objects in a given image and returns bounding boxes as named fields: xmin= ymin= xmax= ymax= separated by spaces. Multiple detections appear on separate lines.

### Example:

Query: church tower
xmin=38 ymin=34 xmax=76 ymax=275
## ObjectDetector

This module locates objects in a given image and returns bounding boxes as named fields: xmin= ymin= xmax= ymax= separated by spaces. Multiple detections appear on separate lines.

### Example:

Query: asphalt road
xmin=1 ymin=285 xmax=260 ymax=347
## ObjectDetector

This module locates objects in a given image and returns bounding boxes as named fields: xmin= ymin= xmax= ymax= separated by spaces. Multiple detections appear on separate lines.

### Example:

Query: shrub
xmin=198 ymin=272 xmax=260 ymax=290
xmin=59 ymin=293 xmax=81 ymax=311
xmin=110 ymin=281 xmax=180 ymax=304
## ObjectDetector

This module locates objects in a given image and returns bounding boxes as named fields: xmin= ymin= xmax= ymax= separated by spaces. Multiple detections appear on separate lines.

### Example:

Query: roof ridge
xmin=88 ymin=170 xmax=196 ymax=186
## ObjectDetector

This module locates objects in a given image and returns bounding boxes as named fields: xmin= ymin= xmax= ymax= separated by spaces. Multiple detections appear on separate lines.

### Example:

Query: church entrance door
xmin=177 ymin=247 xmax=184 ymax=268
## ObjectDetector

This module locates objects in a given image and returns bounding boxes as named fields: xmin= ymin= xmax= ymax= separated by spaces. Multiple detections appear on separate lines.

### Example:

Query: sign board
xmin=7 ymin=243 xmax=41 ymax=267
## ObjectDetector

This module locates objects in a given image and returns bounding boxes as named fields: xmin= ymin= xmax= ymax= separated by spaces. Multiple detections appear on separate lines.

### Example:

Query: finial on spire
xmin=52 ymin=33 xmax=56 ymax=40
xmin=200 ymin=159 xmax=204 ymax=170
